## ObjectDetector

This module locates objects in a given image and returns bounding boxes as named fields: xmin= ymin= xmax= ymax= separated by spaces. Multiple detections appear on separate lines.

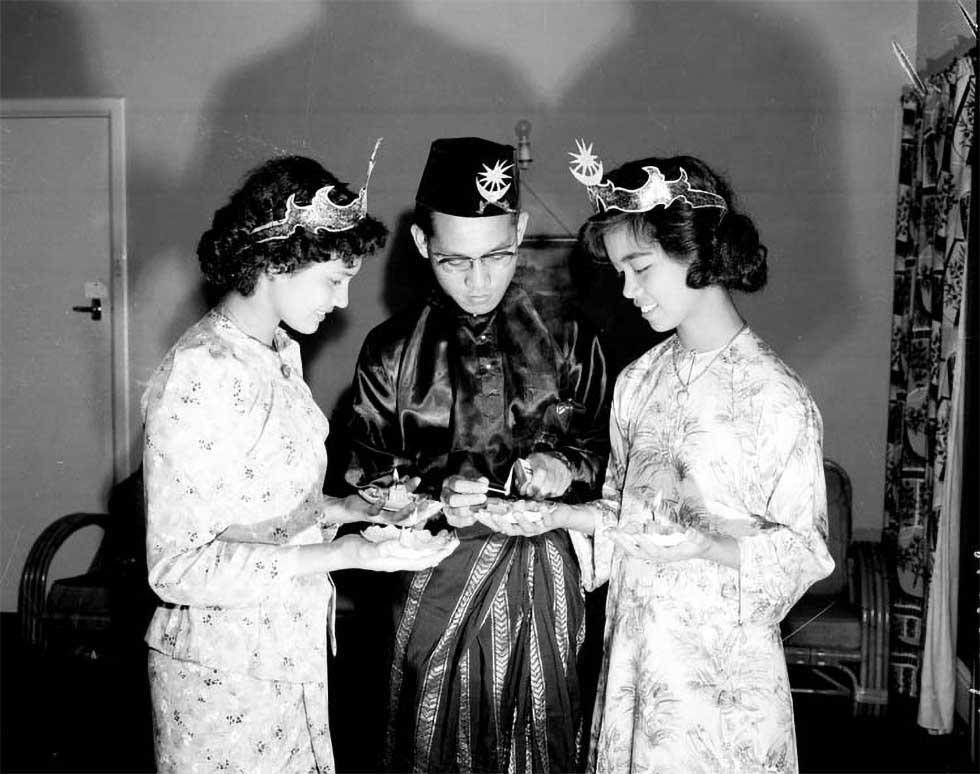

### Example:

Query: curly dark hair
xmin=197 ymin=155 xmax=388 ymax=295
xmin=580 ymin=155 xmax=767 ymax=293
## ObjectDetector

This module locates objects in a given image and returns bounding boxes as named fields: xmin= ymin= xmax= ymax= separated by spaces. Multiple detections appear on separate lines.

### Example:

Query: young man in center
xmin=346 ymin=137 xmax=610 ymax=773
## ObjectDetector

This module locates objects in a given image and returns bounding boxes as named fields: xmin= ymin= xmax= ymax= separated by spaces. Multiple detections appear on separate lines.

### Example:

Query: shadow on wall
xmin=120 ymin=0 xmax=853 ymax=505
xmin=2 ymin=0 xmax=855 ymax=436
xmin=132 ymin=0 xmax=547 ymax=495
xmin=553 ymin=0 xmax=853 ymax=368
xmin=170 ymin=0 xmax=847 ymax=411
xmin=0 ymin=1 xmax=92 ymax=94
xmin=136 ymin=0 xmax=543 ymax=353
xmin=383 ymin=210 xmax=435 ymax=316
xmin=1 ymin=0 xmax=853 ymax=510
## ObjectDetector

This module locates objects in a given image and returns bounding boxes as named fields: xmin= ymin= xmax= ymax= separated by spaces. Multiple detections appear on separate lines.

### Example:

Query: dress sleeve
xmin=538 ymin=318 xmax=611 ymax=498
xmin=736 ymin=389 xmax=835 ymax=625
xmin=570 ymin=373 xmax=627 ymax=591
xmin=143 ymin=345 xmax=303 ymax=608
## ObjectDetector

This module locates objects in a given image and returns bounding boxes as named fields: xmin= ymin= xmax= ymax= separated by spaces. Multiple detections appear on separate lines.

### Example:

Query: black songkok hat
xmin=415 ymin=137 xmax=519 ymax=217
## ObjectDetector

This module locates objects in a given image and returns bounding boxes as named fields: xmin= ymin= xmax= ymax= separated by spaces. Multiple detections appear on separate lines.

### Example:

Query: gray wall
xmin=917 ymin=0 xmax=977 ymax=72
xmin=2 ymin=0 xmax=925 ymax=553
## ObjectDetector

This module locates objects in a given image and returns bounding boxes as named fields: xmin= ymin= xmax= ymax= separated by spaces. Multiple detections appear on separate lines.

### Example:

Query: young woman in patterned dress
xmin=504 ymin=152 xmax=834 ymax=773
xmin=142 ymin=155 xmax=456 ymax=774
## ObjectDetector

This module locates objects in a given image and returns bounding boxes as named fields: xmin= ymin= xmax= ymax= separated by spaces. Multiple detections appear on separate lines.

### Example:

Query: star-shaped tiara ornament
xmin=475 ymin=159 xmax=514 ymax=212
xmin=569 ymin=139 xmax=603 ymax=186
xmin=250 ymin=138 xmax=383 ymax=243
xmin=568 ymin=139 xmax=727 ymax=215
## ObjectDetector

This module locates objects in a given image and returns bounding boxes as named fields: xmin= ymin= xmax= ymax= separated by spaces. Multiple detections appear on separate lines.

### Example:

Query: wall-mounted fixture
xmin=515 ymin=118 xmax=532 ymax=169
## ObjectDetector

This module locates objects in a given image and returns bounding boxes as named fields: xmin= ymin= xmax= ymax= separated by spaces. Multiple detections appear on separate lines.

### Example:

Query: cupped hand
xmin=343 ymin=476 xmax=427 ymax=525
xmin=474 ymin=502 xmax=567 ymax=537
xmin=518 ymin=453 xmax=573 ymax=499
xmin=608 ymin=526 xmax=711 ymax=564
xmin=337 ymin=533 xmax=457 ymax=572
xmin=358 ymin=474 xmax=422 ymax=504
xmin=472 ymin=509 xmax=518 ymax=535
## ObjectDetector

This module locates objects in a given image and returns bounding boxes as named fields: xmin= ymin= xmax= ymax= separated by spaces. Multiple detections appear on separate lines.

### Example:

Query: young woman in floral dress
xmin=142 ymin=154 xmax=455 ymax=774
xmin=500 ymin=149 xmax=835 ymax=773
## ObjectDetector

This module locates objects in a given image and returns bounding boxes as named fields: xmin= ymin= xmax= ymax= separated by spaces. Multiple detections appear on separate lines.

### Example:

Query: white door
xmin=0 ymin=99 xmax=129 ymax=613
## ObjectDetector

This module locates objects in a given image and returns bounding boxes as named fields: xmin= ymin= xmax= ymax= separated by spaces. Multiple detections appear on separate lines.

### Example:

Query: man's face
xmin=412 ymin=211 xmax=528 ymax=315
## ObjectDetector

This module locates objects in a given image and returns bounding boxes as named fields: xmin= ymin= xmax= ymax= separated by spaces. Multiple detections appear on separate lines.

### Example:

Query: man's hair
xmin=412 ymin=204 xmax=520 ymax=239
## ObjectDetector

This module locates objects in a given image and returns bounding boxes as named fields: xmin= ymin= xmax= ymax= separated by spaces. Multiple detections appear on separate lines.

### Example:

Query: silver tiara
xmin=568 ymin=139 xmax=727 ymax=214
xmin=250 ymin=139 xmax=382 ymax=242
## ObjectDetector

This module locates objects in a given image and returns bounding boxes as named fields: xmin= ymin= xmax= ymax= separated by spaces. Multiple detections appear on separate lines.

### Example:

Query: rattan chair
xmin=782 ymin=459 xmax=890 ymax=716
xmin=18 ymin=512 xmax=113 ymax=656
xmin=18 ymin=469 xmax=154 ymax=659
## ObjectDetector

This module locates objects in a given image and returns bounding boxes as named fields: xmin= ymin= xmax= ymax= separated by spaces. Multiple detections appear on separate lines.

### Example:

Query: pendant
xmin=280 ymin=362 xmax=292 ymax=379
xmin=677 ymin=387 xmax=689 ymax=406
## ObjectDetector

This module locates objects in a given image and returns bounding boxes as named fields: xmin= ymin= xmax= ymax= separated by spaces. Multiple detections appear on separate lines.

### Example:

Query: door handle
xmin=71 ymin=297 xmax=102 ymax=321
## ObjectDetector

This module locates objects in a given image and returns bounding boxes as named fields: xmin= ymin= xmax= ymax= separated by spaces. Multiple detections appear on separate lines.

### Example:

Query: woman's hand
xmin=608 ymin=526 xmax=710 ymax=564
xmin=368 ymin=502 xmax=431 ymax=527
xmin=608 ymin=526 xmax=740 ymax=568
xmin=325 ymin=482 xmax=424 ymax=526
xmin=330 ymin=493 xmax=384 ymax=524
xmin=517 ymin=453 xmax=572 ymax=500
xmin=334 ymin=533 xmax=457 ymax=573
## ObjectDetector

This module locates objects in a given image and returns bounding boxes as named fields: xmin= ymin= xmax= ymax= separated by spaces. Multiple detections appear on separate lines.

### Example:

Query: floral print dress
xmin=582 ymin=328 xmax=834 ymax=774
xmin=142 ymin=310 xmax=338 ymax=774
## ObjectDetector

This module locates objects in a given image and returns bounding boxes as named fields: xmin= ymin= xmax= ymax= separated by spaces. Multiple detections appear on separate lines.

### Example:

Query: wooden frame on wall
xmin=516 ymin=234 xmax=666 ymax=376
xmin=514 ymin=235 xmax=579 ymax=322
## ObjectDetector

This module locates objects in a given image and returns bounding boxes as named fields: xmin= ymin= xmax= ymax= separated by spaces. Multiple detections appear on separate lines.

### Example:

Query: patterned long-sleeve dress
xmin=583 ymin=328 xmax=834 ymax=774
xmin=142 ymin=310 xmax=339 ymax=774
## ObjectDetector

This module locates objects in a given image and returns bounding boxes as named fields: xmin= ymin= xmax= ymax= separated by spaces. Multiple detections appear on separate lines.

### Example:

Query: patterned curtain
xmin=884 ymin=51 xmax=975 ymax=702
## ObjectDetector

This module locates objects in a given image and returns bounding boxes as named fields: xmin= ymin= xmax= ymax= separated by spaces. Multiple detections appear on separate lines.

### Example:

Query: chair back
xmin=808 ymin=458 xmax=851 ymax=596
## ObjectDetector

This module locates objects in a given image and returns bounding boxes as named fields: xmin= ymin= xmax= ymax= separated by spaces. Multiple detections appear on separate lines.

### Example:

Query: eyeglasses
xmin=435 ymin=251 xmax=517 ymax=274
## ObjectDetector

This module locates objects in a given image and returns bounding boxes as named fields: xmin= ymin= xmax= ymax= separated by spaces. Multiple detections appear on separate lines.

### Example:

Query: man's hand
xmin=517 ymin=452 xmax=573 ymax=500
xmin=474 ymin=502 xmax=569 ymax=537
xmin=440 ymin=475 xmax=488 ymax=527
